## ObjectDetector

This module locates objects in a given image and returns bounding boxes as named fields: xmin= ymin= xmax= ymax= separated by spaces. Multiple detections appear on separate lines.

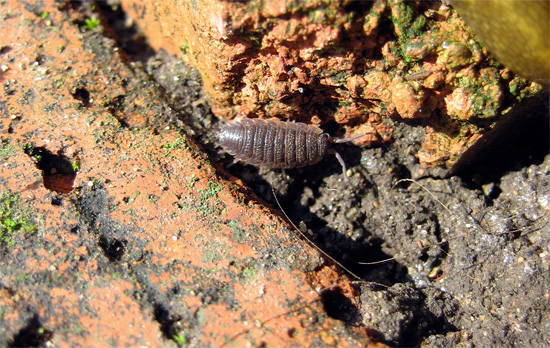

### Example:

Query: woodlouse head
xmin=217 ymin=122 xmax=242 ymax=155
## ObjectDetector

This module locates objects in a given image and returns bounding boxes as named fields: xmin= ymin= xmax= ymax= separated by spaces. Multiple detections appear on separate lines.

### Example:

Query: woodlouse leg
xmin=330 ymin=149 xmax=349 ymax=182
xmin=330 ymin=133 xmax=368 ymax=182
xmin=258 ymin=167 xmax=269 ymax=175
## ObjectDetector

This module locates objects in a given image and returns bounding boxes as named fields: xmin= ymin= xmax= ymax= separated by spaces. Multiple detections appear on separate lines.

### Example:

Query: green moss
xmin=0 ymin=140 xmax=16 ymax=160
xmin=389 ymin=2 xmax=431 ymax=70
xmin=508 ymin=77 xmax=531 ymax=99
xmin=228 ymin=220 xmax=246 ymax=243
xmin=84 ymin=16 xmax=101 ymax=31
xmin=240 ymin=264 xmax=257 ymax=283
xmin=412 ymin=15 xmax=427 ymax=33
xmin=179 ymin=43 xmax=189 ymax=55
xmin=328 ymin=70 xmax=350 ymax=87
xmin=173 ymin=330 xmax=188 ymax=345
xmin=391 ymin=1 xmax=415 ymax=40
xmin=124 ymin=191 xmax=140 ymax=205
xmin=251 ymin=224 xmax=261 ymax=235
xmin=90 ymin=177 xmax=104 ymax=187
xmin=195 ymin=181 xmax=223 ymax=216
xmin=148 ymin=194 xmax=159 ymax=205
xmin=195 ymin=309 xmax=207 ymax=326
xmin=211 ymin=181 xmax=223 ymax=192
xmin=71 ymin=323 xmax=84 ymax=335
xmin=15 ymin=272 xmax=30 ymax=285
xmin=177 ymin=180 xmax=225 ymax=219
xmin=203 ymin=246 xmax=225 ymax=263
xmin=162 ymin=136 xmax=188 ymax=151
xmin=72 ymin=160 xmax=80 ymax=172
xmin=187 ymin=174 xmax=199 ymax=190
xmin=21 ymin=142 xmax=34 ymax=155
xmin=0 ymin=191 xmax=37 ymax=250
xmin=456 ymin=69 xmax=503 ymax=118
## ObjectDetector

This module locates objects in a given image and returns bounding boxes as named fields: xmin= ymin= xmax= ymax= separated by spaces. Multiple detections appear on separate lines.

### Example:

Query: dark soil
xmin=103 ymin=3 xmax=550 ymax=347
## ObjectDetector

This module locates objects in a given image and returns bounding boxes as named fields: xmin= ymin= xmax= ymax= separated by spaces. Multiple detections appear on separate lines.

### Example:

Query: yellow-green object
xmin=452 ymin=0 xmax=549 ymax=87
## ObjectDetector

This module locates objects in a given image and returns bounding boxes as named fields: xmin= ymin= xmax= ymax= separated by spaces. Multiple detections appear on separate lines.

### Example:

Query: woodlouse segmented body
xmin=218 ymin=118 xmax=364 ymax=175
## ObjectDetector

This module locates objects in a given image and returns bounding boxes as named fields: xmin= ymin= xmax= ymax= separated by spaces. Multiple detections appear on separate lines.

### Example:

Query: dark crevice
xmin=105 ymin=94 xmax=129 ymax=128
xmin=9 ymin=314 xmax=53 ymax=348
xmin=130 ymin=268 xmax=187 ymax=344
xmin=75 ymin=188 xmax=187 ymax=343
xmin=98 ymin=235 xmax=126 ymax=262
xmin=94 ymin=1 xmax=156 ymax=63
xmin=0 ymin=45 xmax=12 ymax=55
xmin=320 ymin=287 xmax=362 ymax=326
xmin=153 ymin=303 xmax=181 ymax=341
xmin=23 ymin=144 xmax=77 ymax=194
xmin=55 ymin=0 xmax=83 ymax=12
xmin=50 ymin=195 xmax=63 ymax=206
xmin=71 ymin=87 xmax=91 ymax=107
xmin=74 ymin=188 xmax=130 ymax=263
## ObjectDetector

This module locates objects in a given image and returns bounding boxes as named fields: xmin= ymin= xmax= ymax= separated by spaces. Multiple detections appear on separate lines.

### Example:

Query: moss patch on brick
xmin=0 ymin=190 xmax=37 ymax=250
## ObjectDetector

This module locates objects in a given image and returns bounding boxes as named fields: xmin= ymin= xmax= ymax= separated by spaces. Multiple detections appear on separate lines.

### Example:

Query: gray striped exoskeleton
xmin=218 ymin=118 xmax=367 ymax=178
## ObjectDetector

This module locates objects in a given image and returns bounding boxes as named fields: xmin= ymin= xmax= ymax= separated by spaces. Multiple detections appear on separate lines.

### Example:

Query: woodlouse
xmin=218 ymin=118 xmax=366 ymax=178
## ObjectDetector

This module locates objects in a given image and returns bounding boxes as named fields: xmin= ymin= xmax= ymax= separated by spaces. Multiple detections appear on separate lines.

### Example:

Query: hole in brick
xmin=153 ymin=303 xmax=185 ymax=343
xmin=287 ymin=327 xmax=297 ymax=338
xmin=0 ymin=45 xmax=12 ymax=55
xmin=23 ymin=144 xmax=77 ymax=194
xmin=51 ymin=195 xmax=63 ymax=206
xmin=9 ymin=314 xmax=53 ymax=347
xmin=71 ymin=87 xmax=91 ymax=106
xmin=98 ymin=235 xmax=126 ymax=261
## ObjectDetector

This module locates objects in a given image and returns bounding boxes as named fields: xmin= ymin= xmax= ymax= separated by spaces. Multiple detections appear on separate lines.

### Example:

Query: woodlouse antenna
xmin=271 ymin=186 xmax=362 ymax=281
xmin=331 ymin=132 xmax=368 ymax=144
